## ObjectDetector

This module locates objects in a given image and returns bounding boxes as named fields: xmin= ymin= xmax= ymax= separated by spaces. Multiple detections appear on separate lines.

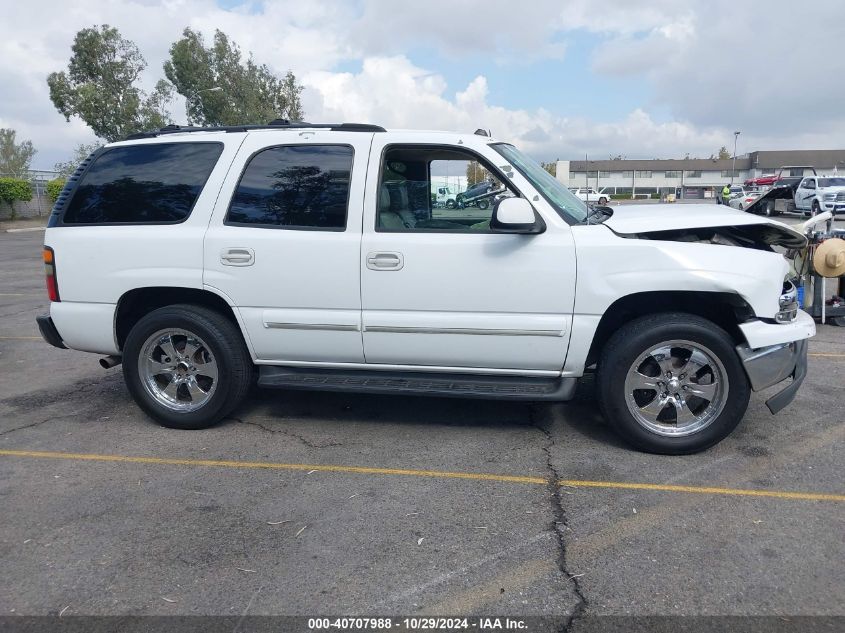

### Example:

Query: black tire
xmin=812 ymin=200 xmax=821 ymax=216
xmin=123 ymin=304 xmax=253 ymax=430
xmin=477 ymin=199 xmax=489 ymax=210
xmin=596 ymin=313 xmax=750 ymax=454
xmin=598 ymin=197 xmax=608 ymax=205
xmin=446 ymin=199 xmax=457 ymax=209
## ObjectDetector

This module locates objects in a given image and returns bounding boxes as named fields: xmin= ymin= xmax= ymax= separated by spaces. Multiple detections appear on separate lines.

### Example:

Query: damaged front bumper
xmin=736 ymin=338 xmax=808 ymax=414
xmin=735 ymin=309 xmax=814 ymax=414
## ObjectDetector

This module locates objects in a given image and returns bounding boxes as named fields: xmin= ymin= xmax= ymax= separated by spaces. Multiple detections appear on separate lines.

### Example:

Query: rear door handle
xmin=366 ymin=251 xmax=404 ymax=271
xmin=221 ymin=247 xmax=255 ymax=266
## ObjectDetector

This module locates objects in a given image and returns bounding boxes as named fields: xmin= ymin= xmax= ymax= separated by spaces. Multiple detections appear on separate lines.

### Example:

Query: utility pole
xmin=731 ymin=130 xmax=741 ymax=185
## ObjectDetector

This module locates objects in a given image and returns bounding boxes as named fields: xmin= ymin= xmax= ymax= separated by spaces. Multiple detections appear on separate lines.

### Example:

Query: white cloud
xmin=303 ymin=56 xmax=727 ymax=160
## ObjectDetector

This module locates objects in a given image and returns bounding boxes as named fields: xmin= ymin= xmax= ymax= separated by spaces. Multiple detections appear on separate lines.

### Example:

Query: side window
xmin=226 ymin=145 xmax=353 ymax=230
xmin=806 ymin=179 xmax=816 ymax=189
xmin=63 ymin=143 xmax=223 ymax=224
xmin=377 ymin=146 xmax=515 ymax=232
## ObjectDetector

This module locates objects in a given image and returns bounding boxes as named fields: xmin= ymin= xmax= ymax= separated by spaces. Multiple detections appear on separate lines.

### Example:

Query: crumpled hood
xmin=603 ymin=203 xmax=806 ymax=249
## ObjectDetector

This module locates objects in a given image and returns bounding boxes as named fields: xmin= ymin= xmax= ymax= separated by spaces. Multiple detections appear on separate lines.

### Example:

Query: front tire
xmin=597 ymin=313 xmax=750 ymax=454
xmin=812 ymin=200 xmax=821 ymax=216
xmin=123 ymin=304 xmax=253 ymax=430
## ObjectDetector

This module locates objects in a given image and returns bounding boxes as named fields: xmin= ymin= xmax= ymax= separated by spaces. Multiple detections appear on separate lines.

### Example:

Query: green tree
xmin=46 ymin=178 xmax=67 ymax=204
xmin=164 ymin=28 xmax=304 ymax=126
xmin=0 ymin=128 xmax=36 ymax=178
xmin=53 ymin=142 xmax=102 ymax=178
xmin=717 ymin=146 xmax=731 ymax=160
xmin=540 ymin=160 xmax=557 ymax=177
xmin=47 ymin=25 xmax=172 ymax=142
xmin=465 ymin=160 xmax=492 ymax=186
xmin=0 ymin=178 xmax=33 ymax=219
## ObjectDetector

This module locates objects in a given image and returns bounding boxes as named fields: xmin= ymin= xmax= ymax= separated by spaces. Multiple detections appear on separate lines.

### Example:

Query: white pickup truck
xmin=793 ymin=176 xmax=845 ymax=216
xmin=37 ymin=122 xmax=814 ymax=454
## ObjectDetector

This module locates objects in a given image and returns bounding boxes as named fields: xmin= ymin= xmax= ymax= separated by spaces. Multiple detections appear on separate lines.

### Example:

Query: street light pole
xmin=731 ymin=130 xmax=741 ymax=186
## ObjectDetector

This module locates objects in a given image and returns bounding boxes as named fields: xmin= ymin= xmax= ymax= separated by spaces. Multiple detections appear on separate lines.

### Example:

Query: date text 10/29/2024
xmin=308 ymin=617 xmax=529 ymax=630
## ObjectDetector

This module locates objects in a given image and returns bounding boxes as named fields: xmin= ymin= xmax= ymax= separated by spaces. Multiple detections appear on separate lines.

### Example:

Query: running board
xmin=258 ymin=366 xmax=577 ymax=401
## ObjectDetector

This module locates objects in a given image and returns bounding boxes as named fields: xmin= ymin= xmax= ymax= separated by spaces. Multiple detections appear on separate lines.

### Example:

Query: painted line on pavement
xmin=0 ymin=449 xmax=842 ymax=503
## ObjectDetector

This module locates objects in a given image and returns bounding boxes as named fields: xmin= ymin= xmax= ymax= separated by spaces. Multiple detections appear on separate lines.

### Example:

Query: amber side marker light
xmin=43 ymin=246 xmax=60 ymax=302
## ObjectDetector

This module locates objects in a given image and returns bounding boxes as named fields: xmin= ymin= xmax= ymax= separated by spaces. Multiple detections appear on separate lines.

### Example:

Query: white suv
xmin=37 ymin=122 xmax=815 ymax=454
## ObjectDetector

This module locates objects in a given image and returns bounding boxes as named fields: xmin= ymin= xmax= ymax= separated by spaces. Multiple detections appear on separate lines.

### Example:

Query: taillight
xmin=43 ymin=246 xmax=60 ymax=302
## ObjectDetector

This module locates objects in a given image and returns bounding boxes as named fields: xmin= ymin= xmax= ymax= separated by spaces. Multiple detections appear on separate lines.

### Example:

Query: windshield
xmin=819 ymin=178 xmax=845 ymax=187
xmin=491 ymin=143 xmax=590 ymax=223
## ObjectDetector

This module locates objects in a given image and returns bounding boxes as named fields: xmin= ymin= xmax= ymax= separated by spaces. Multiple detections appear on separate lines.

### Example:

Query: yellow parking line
xmin=809 ymin=353 xmax=845 ymax=358
xmin=558 ymin=479 xmax=844 ymax=502
xmin=0 ymin=449 xmax=842 ymax=503
xmin=0 ymin=336 xmax=41 ymax=340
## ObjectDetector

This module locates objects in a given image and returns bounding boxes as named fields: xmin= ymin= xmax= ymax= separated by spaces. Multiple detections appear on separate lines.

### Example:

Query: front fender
xmin=572 ymin=227 xmax=787 ymax=319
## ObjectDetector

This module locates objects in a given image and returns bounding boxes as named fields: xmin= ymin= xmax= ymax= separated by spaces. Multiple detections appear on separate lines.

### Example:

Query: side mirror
xmin=490 ymin=198 xmax=545 ymax=234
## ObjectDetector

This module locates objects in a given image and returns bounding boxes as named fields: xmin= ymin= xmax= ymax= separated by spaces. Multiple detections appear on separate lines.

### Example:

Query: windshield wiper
xmin=583 ymin=205 xmax=612 ymax=225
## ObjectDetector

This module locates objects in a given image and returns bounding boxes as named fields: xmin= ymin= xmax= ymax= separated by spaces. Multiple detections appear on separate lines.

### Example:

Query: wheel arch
xmin=115 ymin=286 xmax=242 ymax=351
xmin=583 ymin=290 xmax=754 ymax=369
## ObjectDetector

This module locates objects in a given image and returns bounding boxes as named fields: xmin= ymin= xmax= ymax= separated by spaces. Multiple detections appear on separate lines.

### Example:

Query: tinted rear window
xmin=63 ymin=143 xmax=223 ymax=224
xmin=226 ymin=145 xmax=353 ymax=230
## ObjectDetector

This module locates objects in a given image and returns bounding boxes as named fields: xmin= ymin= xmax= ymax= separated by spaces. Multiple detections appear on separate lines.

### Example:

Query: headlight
xmin=823 ymin=193 xmax=836 ymax=200
xmin=776 ymin=280 xmax=799 ymax=323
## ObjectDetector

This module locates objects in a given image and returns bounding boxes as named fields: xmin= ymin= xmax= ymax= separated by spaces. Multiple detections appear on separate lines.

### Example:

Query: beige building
xmin=557 ymin=149 xmax=845 ymax=199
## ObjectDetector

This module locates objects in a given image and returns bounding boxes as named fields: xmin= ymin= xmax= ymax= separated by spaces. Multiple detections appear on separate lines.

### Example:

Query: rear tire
xmin=597 ymin=313 xmax=750 ymax=454
xmin=598 ymin=197 xmax=608 ymax=205
xmin=123 ymin=304 xmax=253 ymax=430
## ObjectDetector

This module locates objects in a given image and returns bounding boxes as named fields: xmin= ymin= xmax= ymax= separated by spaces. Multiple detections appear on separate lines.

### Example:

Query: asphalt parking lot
xmin=1 ymin=225 xmax=843 ymax=630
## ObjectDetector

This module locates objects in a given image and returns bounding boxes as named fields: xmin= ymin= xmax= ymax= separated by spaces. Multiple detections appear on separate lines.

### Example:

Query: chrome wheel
xmin=623 ymin=339 xmax=728 ymax=437
xmin=138 ymin=329 xmax=218 ymax=412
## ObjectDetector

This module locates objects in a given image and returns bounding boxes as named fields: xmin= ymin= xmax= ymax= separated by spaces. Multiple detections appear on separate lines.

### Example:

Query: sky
xmin=2 ymin=0 xmax=845 ymax=170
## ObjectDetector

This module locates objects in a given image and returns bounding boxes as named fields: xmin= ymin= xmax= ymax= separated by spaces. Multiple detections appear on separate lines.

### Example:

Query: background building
xmin=557 ymin=149 xmax=845 ymax=199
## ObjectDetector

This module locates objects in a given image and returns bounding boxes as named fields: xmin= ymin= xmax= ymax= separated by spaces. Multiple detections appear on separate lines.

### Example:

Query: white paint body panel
xmin=602 ymin=203 xmax=803 ymax=236
xmin=45 ymin=133 xmax=243 ymax=353
xmin=739 ymin=310 xmax=816 ymax=348
xmin=50 ymin=301 xmax=118 ymax=354
xmin=359 ymin=133 xmax=577 ymax=371
xmin=202 ymin=130 xmax=374 ymax=363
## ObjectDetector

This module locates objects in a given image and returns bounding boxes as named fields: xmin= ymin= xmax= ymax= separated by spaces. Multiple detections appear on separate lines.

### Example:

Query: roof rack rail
xmin=125 ymin=120 xmax=386 ymax=140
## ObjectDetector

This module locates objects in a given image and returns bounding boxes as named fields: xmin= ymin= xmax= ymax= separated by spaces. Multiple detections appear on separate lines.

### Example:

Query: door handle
xmin=366 ymin=251 xmax=404 ymax=271
xmin=221 ymin=247 xmax=255 ymax=266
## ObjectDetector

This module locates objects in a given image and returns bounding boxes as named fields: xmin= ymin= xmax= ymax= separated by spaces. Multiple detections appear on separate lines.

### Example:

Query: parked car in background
xmin=729 ymin=190 xmax=763 ymax=210
xmin=570 ymin=187 xmax=609 ymax=205
xmin=793 ymin=176 xmax=845 ymax=216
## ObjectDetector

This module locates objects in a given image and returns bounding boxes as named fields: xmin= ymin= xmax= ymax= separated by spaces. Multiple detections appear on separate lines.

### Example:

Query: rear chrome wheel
xmin=123 ymin=304 xmax=253 ymax=430
xmin=139 ymin=329 xmax=219 ymax=412
xmin=623 ymin=340 xmax=727 ymax=437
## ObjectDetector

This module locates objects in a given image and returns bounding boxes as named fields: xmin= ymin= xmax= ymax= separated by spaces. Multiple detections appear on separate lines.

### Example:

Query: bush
xmin=0 ymin=178 xmax=33 ymax=220
xmin=46 ymin=178 xmax=66 ymax=204
xmin=610 ymin=193 xmax=633 ymax=200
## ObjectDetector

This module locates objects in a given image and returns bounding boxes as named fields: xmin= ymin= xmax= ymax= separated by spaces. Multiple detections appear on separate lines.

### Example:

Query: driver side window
xmin=377 ymin=146 xmax=514 ymax=232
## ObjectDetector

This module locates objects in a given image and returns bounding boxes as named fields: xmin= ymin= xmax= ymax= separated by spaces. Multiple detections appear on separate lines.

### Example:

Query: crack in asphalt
xmin=229 ymin=416 xmax=344 ymax=448
xmin=0 ymin=412 xmax=84 ymax=437
xmin=531 ymin=405 xmax=588 ymax=632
